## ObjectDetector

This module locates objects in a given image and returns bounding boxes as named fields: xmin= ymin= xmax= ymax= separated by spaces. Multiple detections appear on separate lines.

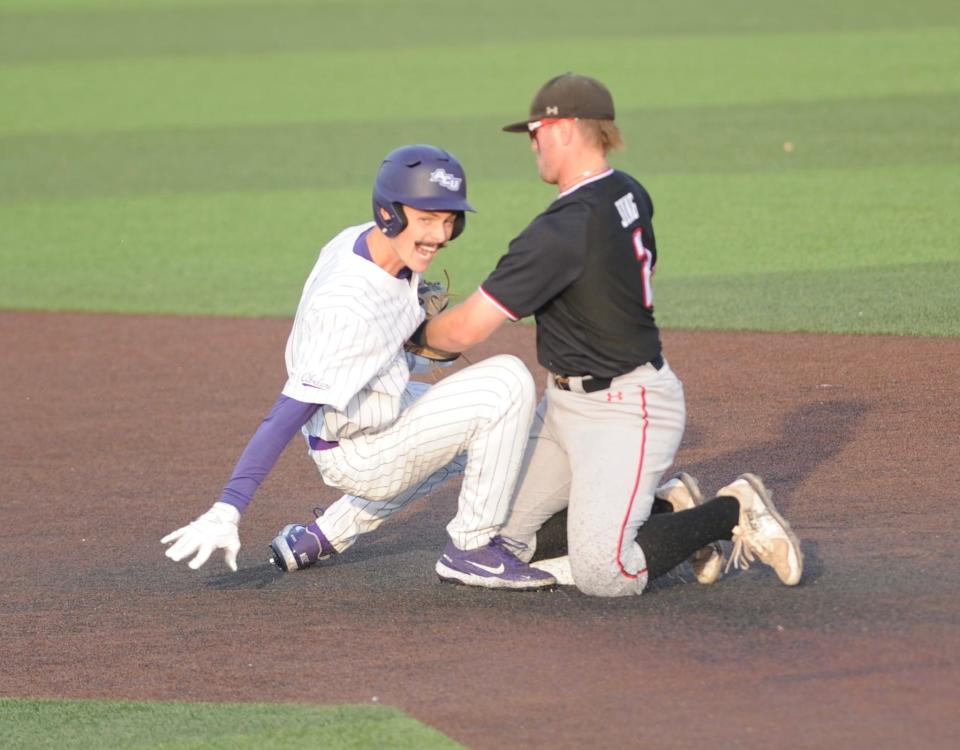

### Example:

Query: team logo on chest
xmin=614 ymin=193 xmax=640 ymax=228
xmin=429 ymin=168 xmax=463 ymax=191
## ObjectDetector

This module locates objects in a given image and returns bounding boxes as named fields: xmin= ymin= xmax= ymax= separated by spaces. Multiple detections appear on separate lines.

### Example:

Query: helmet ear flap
xmin=451 ymin=211 xmax=465 ymax=241
xmin=373 ymin=200 xmax=407 ymax=237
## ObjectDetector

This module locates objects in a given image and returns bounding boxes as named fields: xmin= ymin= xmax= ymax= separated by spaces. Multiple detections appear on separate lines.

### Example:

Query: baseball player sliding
xmin=411 ymin=73 xmax=803 ymax=596
xmin=162 ymin=145 xmax=555 ymax=590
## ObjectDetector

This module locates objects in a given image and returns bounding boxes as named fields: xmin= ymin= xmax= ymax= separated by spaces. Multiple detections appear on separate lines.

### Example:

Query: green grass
xmin=648 ymin=165 xmax=960 ymax=335
xmin=3 ymin=28 xmax=958 ymax=134
xmin=0 ymin=697 xmax=463 ymax=750
xmin=1 ymin=0 xmax=958 ymax=334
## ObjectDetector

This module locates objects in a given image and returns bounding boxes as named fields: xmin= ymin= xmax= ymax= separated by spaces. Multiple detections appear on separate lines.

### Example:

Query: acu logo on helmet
xmin=428 ymin=168 xmax=463 ymax=192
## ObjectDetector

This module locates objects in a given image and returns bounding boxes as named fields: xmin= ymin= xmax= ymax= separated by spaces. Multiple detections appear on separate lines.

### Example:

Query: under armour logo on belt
xmin=606 ymin=391 xmax=623 ymax=401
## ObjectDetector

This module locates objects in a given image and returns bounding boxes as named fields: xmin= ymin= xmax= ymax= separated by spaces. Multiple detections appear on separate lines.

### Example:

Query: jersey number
xmin=632 ymin=228 xmax=654 ymax=309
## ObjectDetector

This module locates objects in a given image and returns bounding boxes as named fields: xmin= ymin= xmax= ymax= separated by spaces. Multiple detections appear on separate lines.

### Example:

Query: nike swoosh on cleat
xmin=467 ymin=561 xmax=506 ymax=575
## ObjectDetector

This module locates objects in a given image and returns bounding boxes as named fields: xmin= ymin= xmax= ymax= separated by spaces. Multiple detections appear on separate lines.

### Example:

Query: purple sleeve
xmin=218 ymin=394 xmax=320 ymax=514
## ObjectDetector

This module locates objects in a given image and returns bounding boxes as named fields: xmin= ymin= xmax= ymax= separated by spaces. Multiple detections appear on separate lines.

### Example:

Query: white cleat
xmin=655 ymin=472 xmax=725 ymax=584
xmin=718 ymin=473 xmax=803 ymax=586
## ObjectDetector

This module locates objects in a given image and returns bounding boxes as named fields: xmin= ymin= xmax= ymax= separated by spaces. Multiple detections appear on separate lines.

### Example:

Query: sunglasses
xmin=527 ymin=117 xmax=572 ymax=140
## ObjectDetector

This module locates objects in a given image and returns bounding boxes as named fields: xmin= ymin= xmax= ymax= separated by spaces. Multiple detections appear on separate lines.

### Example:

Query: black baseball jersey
xmin=481 ymin=170 xmax=661 ymax=378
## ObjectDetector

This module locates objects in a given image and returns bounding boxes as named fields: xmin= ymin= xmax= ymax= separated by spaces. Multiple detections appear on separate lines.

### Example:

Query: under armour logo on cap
xmin=546 ymin=106 xmax=559 ymax=115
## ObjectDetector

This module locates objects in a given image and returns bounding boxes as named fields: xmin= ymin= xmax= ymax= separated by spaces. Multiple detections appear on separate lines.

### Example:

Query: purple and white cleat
xmin=435 ymin=536 xmax=556 ymax=590
xmin=269 ymin=521 xmax=336 ymax=572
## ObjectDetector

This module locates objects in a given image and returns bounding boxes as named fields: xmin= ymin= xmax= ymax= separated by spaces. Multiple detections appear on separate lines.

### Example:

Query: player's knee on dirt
xmin=569 ymin=546 xmax=648 ymax=597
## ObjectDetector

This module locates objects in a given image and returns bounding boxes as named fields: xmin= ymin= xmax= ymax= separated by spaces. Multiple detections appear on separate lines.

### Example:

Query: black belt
xmin=553 ymin=354 xmax=664 ymax=393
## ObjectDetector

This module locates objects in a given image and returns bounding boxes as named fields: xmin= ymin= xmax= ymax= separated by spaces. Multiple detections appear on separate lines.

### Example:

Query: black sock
xmin=637 ymin=497 xmax=739 ymax=580
xmin=651 ymin=497 xmax=674 ymax=515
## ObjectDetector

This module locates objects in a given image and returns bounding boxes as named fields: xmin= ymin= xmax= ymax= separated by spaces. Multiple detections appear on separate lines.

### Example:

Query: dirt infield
xmin=2 ymin=311 xmax=958 ymax=749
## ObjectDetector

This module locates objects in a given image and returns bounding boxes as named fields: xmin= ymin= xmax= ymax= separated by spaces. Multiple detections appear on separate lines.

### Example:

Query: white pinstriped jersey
xmin=281 ymin=222 xmax=424 ymax=441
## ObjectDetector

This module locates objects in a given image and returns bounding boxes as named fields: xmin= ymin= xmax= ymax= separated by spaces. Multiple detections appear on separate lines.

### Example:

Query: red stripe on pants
xmin=616 ymin=386 xmax=649 ymax=579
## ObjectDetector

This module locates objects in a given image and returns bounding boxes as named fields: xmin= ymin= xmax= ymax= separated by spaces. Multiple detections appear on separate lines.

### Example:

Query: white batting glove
xmin=161 ymin=502 xmax=241 ymax=572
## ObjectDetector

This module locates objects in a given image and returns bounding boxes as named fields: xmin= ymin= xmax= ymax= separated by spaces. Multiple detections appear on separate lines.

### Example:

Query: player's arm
xmin=161 ymin=394 xmax=320 ymax=572
xmin=422 ymin=288 xmax=510 ymax=352
xmin=421 ymin=202 xmax=589 ymax=356
xmin=217 ymin=394 xmax=320 ymax=513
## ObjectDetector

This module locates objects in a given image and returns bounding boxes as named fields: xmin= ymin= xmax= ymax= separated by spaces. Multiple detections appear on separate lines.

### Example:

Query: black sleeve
xmin=480 ymin=201 xmax=590 ymax=320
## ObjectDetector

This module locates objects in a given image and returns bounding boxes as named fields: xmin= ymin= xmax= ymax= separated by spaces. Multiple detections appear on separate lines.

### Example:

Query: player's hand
xmin=405 ymin=275 xmax=461 ymax=363
xmin=161 ymin=502 xmax=241 ymax=572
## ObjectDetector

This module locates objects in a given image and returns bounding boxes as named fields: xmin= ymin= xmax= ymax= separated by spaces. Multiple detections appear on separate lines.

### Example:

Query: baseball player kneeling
xmin=413 ymin=75 xmax=803 ymax=596
xmin=161 ymin=145 xmax=555 ymax=591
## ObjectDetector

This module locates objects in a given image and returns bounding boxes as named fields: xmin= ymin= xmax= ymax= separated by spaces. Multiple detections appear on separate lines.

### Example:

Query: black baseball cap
xmin=502 ymin=73 xmax=616 ymax=133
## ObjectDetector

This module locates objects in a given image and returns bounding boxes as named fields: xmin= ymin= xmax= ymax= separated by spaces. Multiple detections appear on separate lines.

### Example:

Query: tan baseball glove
xmin=405 ymin=272 xmax=461 ymax=362
xmin=417 ymin=274 xmax=451 ymax=317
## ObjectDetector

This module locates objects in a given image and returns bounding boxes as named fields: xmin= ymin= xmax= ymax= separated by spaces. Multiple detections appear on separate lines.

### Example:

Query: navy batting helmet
xmin=372 ymin=144 xmax=475 ymax=240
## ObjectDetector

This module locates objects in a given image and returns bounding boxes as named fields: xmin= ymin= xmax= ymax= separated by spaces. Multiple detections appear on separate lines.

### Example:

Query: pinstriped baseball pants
xmin=311 ymin=354 xmax=535 ymax=551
